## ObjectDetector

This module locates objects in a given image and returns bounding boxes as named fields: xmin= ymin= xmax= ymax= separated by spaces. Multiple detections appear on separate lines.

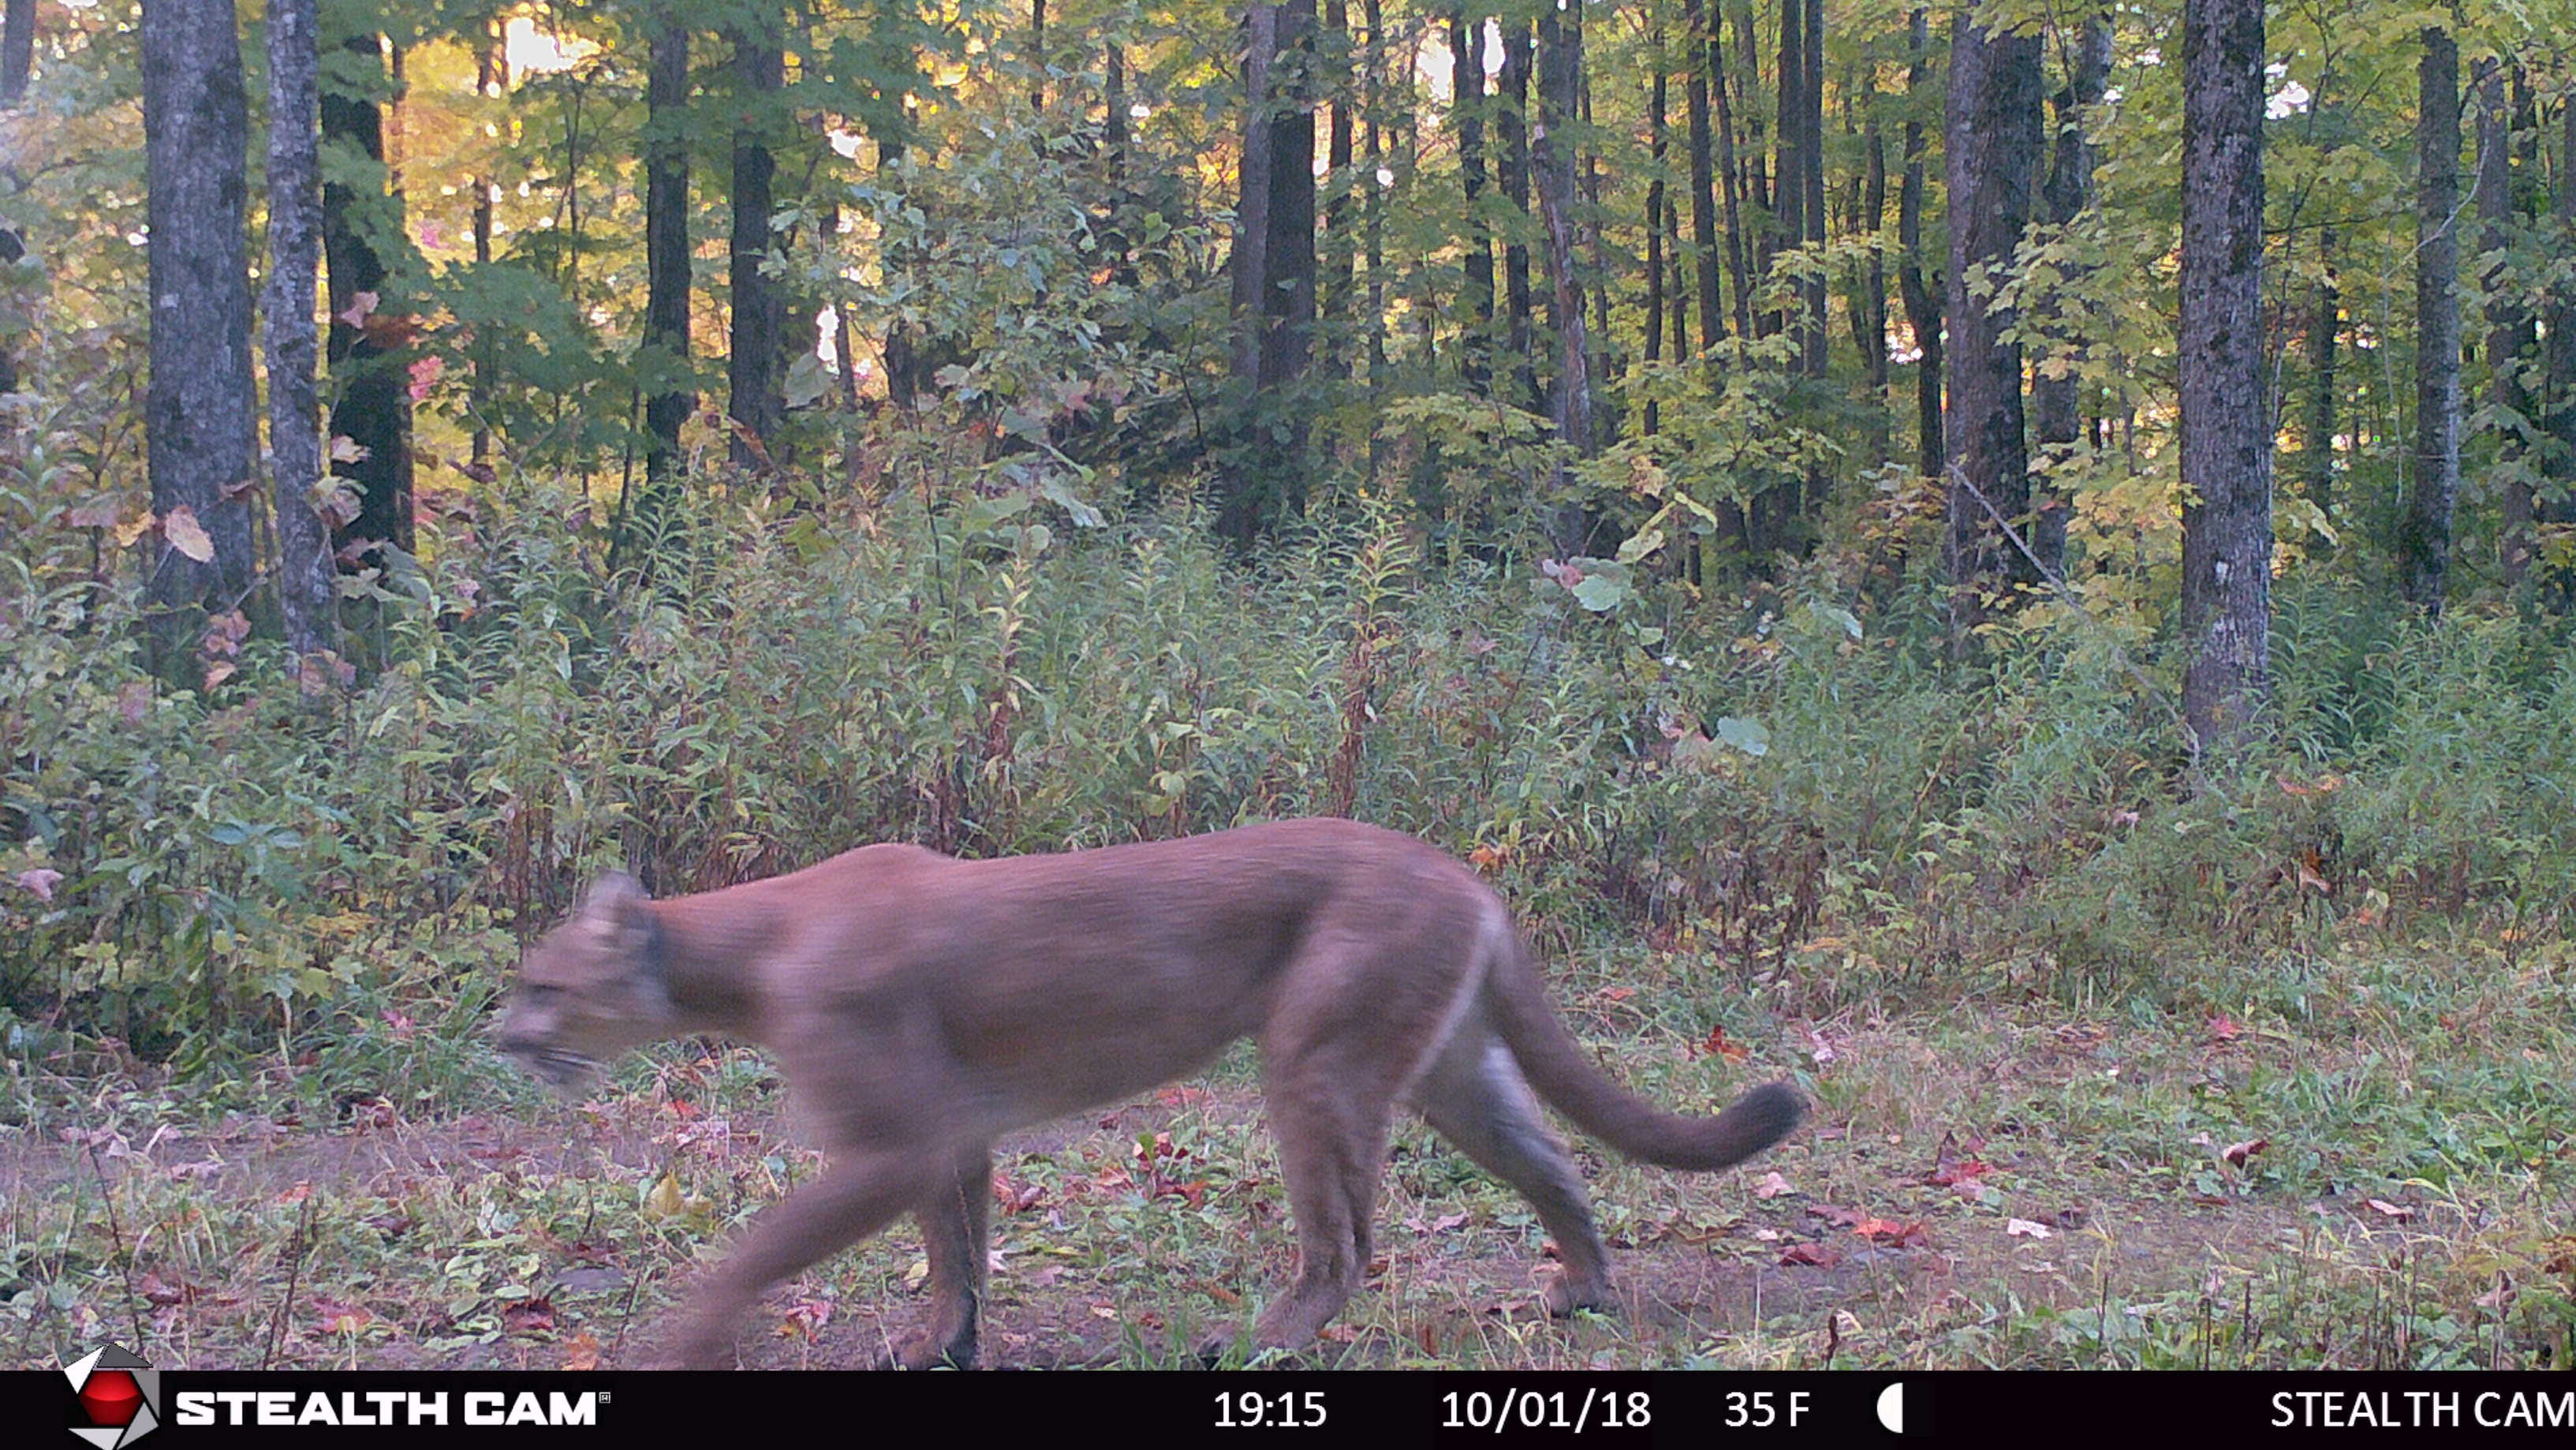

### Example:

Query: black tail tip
xmin=1732 ymin=1080 xmax=1808 ymax=1153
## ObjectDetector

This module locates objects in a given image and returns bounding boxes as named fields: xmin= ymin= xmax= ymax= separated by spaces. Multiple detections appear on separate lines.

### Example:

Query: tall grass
xmin=5 ymin=435 xmax=2572 ymax=1075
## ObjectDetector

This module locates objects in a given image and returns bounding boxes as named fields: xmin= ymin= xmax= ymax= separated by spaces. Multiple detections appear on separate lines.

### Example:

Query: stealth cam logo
xmin=64 ymin=1345 xmax=161 ymax=1448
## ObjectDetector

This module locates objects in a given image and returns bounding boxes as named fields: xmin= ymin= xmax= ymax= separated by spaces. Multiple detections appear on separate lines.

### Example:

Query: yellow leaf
xmin=114 ymin=509 xmax=158 ymax=547
xmin=163 ymin=505 xmax=215 ymax=562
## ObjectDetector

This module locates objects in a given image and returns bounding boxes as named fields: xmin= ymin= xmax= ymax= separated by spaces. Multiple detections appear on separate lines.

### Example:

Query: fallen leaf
xmin=1853 ymin=1217 xmax=1932 ymax=1248
xmin=1778 ymin=1241 xmax=1843 ymax=1269
xmin=502 ymin=1297 xmax=556 ymax=1332
xmin=13 ymin=867 xmax=62 ymax=902
xmin=2006 ymin=1218 xmax=2055 ymax=1239
xmin=561 ymin=1332 xmax=603 ymax=1371
xmin=2206 ymin=1014 xmax=2242 ymax=1043
xmin=1751 ymin=1171 xmax=1797 ymax=1200
xmin=2221 ymin=1136 xmax=2269 ymax=1168
xmin=2364 ymin=1198 xmax=2414 ymax=1220
xmin=162 ymin=505 xmax=214 ymax=562
xmin=1702 ymin=1027 xmax=1751 ymax=1063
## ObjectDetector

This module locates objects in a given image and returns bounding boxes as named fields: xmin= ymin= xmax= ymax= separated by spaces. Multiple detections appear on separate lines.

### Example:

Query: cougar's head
xmin=498 ymin=872 xmax=676 ymax=1091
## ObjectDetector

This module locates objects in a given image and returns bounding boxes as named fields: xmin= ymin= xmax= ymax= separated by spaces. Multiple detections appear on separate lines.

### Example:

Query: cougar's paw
xmin=872 ymin=1327 xmax=977 ymax=1371
xmin=1194 ymin=1322 xmax=1247 ymax=1367
xmin=1542 ymin=1273 xmax=1614 ymax=1318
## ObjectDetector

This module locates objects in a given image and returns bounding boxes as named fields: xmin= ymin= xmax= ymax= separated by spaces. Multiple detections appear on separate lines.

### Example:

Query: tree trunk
xmin=1260 ymin=0 xmax=1319 ymax=396
xmin=1943 ymin=9 xmax=2043 ymax=621
xmin=2401 ymin=26 xmax=2461 ymax=615
xmin=643 ymin=13 xmax=693 ymax=484
xmin=2543 ymin=102 xmax=2576 ymax=563
xmin=1773 ymin=0 xmax=1802 ymax=346
xmin=2 ymin=0 xmax=33 ymax=106
xmin=1645 ymin=35 xmax=1667 ymax=435
xmin=1895 ymin=9 xmax=1941 ymax=480
xmin=1854 ymin=100 xmax=1889 ymax=463
xmin=1682 ymin=0 xmax=1721 ymax=352
xmin=1450 ymin=6 xmax=1491 ymax=388
xmin=1709 ymin=4 xmax=1750 ymax=344
xmin=1222 ymin=0 xmax=1319 ymax=547
xmin=469 ymin=23 xmax=504 ymax=468
xmin=140 ymin=0 xmax=258 ymax=678
xmin=1323 ymin=0 xmax=1353 ymax=379
xmin=1361 ymin=0 xmax=1385 ymax=383
xmin=1535 ymin=0 xmax=1591 ymax=555
xmin=2474 ymin=59 xmax=2533 ymax=582
xmin=2030 ymin=11 xmax=2108 ymax=578
xmin=1497 ymin=16 xmax=1536 ymax=406
xmin=2178 ymin=0 xmax=2274 ymax=750
xmin=728 ymin=20 xmax=785 ymax=470
xmin=2305 ymin=229 xmax=2338 ymax=514
xmin=262 ymin=0 xmax=331 ymax=663
xmin=1231 ymin=5 xmax=1279 ymax=387
xmin=321 ymin=31 xmax=414 ymax=560
xmin=1798 ymin=0 xmax=1826 ymax=379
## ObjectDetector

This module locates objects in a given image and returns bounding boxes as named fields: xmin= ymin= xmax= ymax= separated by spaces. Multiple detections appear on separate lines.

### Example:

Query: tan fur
xmin=497 ymin=818 xmax=1803 ymax=1368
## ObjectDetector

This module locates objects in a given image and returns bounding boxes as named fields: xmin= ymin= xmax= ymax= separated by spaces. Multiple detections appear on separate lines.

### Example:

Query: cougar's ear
xmin=580 ymin=871 xmax=652 ymax=936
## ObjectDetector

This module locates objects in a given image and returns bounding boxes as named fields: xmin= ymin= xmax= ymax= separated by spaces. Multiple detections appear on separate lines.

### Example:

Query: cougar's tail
xmin=1487 ymin=925 xmax=1805 ymax=1172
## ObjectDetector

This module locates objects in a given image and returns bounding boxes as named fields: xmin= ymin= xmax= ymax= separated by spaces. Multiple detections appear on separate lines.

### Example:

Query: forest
xmin=2 ymin=0 xmax=2573 ymax=1371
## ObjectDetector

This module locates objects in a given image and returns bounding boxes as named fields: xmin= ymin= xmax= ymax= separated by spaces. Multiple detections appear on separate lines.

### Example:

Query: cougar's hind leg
xmin=885 ymin=1140 xmax=991 ymax=1370
xmin=1219 ymin=916 xmax=1484 ymax=1359
xmin=1414 ymin=1022 xmax=1613 ymax=1315
xmin=652 ymin=1148 xmax=938 ymax=1369
xmin=1237 ymin=1056 xmax=1400 ymax=1356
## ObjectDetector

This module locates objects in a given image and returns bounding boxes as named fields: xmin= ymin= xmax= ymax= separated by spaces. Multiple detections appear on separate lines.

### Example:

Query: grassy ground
xmin=4 ymin=932 xmax=2570 ymax=1373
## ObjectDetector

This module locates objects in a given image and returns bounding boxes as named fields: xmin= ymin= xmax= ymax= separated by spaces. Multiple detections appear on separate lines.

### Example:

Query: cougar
xmin=496 ymin=818 xmax=1803 ymax=1368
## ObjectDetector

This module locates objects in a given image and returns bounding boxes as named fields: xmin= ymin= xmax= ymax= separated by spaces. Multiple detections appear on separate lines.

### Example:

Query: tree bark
xmin=1534 ymin=0 xmax=1591 ymax=508
xmin=140 ymin=0 xmax=259 ymax=677
xmin=1943 ymin=9 xmax=2043 ymax=621
xmin=2544 ymin=102 xmax=2576 ymax=555
xmin=1323 ymin=0 xmax=1353 ymax=378
xmin=1497 ymin=16 xmax=1536 ymax=406
xmin=1232 ymin=5 xmax=1279 ymax=387
xmin=2 ymin=0 xmax=34 ymax=107
xmin=1222 ymin=0 xmax=1319 ymax=547
xmin=321 ymin=31 xmax=413 ymax=559
xmin=2401 ymin=26 xmax=2461 ymax=615
xmin=1773 ymin=0 xmax=1802 ymax=346
xmin=728 ymin=19 xmax=785 ymax=470
xmin=1361 ymin=0 xmax=1385 ymax=383
xmin=1895 ymin=9 xmax=1942 ymax=480
xmin=643 ymin=13 xmax=693 ymax=484
xmin=2030 ymin=11 xmax=2108 ymax=577
xmin=1450 ymin=6 xmax=1492 ymax=388
xmin=1798 ymin=0 xmax=1826 ymax=379
xmin=1708 ymin=5 xmax=1750 ymax=345
xmin=1260 ymin=0 xmax=1319 ymax=395
xmin=2304 ymin=229 xmax=2338 ymax=514
xmin=1682 ymin=0 xmax=1721 ymax=352
xmin=469 ymin=23 xmax=505 ymax=468
xmin=2178 ymin=0 xmax=2274 ymax=750
xmin=1645 ymin=34 xmax=1667 ymax=435
xmin=262 ymin=0 xmax=331 ymax=663
xmin=2474 ymin=59 xmax=2533 ymax=583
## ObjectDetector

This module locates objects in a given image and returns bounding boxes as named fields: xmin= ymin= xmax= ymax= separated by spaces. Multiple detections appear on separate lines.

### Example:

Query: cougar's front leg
xmin=883 ymin=1141 xmax=992 ymax=1370
xmin=651 ymin=1149 xmax=935 ymax=1370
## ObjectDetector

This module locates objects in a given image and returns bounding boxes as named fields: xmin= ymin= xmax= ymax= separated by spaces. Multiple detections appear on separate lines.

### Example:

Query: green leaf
xmin=1713 ymin=717 xmax=1771 ymax=757
xmin=1614 ymin=528 xmax=1666 ymax=566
